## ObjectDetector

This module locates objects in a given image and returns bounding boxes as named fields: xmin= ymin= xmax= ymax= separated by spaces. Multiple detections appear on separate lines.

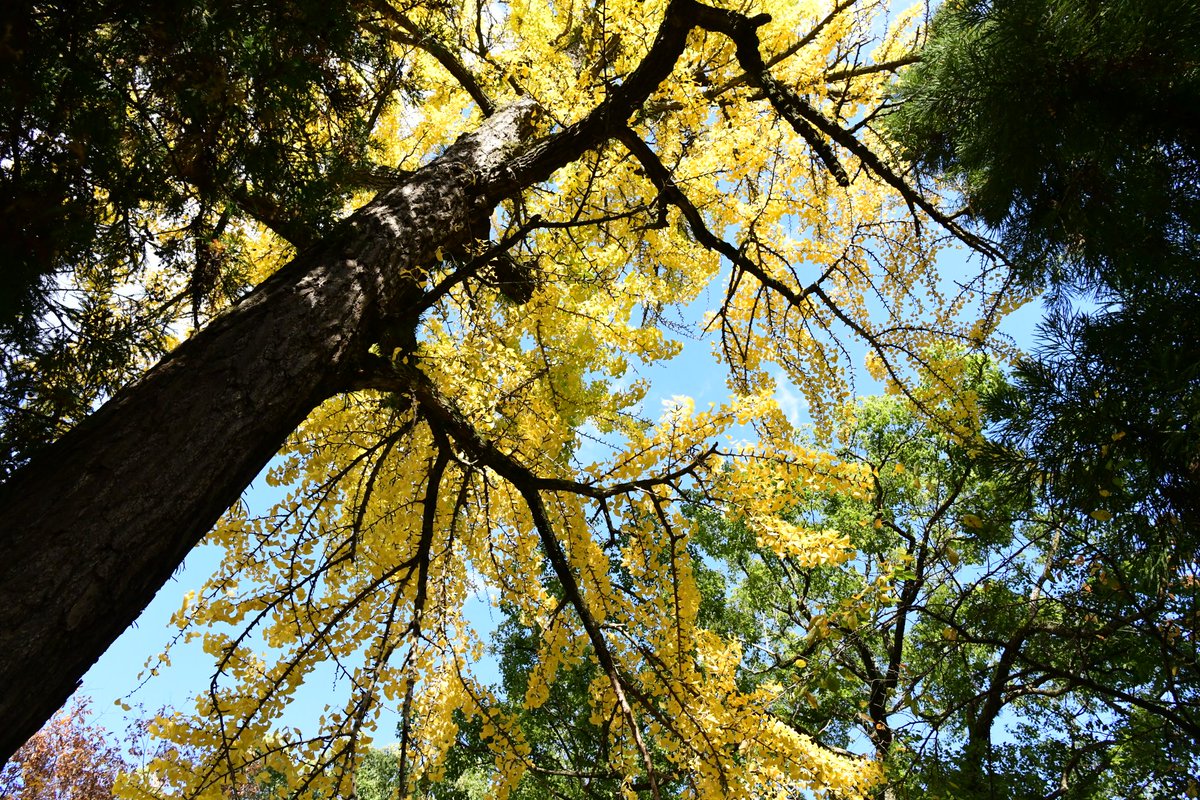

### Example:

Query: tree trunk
xmin=0 ymin=101 xmax=538 ymax=762
xmin=0 ymin=0 xmax=780 ymax=759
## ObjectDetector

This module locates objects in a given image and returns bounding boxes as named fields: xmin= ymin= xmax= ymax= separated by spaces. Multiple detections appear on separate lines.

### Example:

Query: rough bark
xmin=0 ymin=0 xmax=889 ymax=761
xmin=0 ymin=2 xmax=703 ymax=753
xmin=0 ymin=100 xmax=538 ymax=762
xmin=0 ymin=0 xmax=698 ymax=749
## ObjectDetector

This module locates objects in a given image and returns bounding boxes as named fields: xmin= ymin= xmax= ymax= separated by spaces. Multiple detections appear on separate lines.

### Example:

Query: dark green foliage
xmin=0 ymin=0 xmax=401 ymax=475
xmin=886 ymin=0 xmax=1200 ymax=558
xmin=887 ymin=0 xmax=1200 ymax=290
xmin=989 ymin=296 xmax=1200 ymax=533
xmin=1 ymin=0 xmax=388 ymax=327
xmin=713 ymin=393 xmax=1200 ymax=798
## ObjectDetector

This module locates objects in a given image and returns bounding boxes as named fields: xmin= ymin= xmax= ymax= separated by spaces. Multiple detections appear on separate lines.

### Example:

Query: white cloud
xmin=771 ymin=372 xmax=806 ymax=428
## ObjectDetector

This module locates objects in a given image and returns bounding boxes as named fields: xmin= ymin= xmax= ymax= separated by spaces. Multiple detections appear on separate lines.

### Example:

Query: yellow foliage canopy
xmin=115 ymin=1 xmax=1018 ymax=798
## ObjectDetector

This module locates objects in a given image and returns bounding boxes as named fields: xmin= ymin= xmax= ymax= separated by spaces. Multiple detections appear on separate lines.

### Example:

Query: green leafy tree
xmin=884 ymin=0 xmax=1200 ymax=538
xmin=884 ymin=21 xmax=1200 ymax=794
xmin=885 ymin=10 xmax=1200 ymax=791
xmin=0 ymin=0 xmax=400 ymax=475
xmin=356 ymin=748 xmax=409 ymax=800
xmin=421 ymin=379 xmax=1198 ymax=799
xmin=700 ymin=388 xmax=1198 ymax=798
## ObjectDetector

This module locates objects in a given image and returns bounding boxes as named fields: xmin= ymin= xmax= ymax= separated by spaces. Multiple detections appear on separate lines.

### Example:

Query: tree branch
xmin=362 ymin=0 xmax=496 ymax=116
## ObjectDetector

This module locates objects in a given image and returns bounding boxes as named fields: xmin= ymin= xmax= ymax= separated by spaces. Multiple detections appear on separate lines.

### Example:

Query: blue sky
xmin=77 ymin=247 xmax=1048 ymax=751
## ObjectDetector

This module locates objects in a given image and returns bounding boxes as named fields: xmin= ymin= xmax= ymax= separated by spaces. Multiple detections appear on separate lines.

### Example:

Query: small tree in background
xmin=1 ymin=698 xmax=127 ymax=800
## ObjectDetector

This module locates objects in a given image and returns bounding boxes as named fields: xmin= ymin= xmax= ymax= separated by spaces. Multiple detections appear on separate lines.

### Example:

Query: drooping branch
xmin=362 ymin=0 xmax=496 ymax=116
xmin=683 ymin=0 xmax=999 ymax=257
xmin=616 ymin=126 xmax=825 ymax=308
xmin=616 ymin=124 xmax=856 ymax=387
xmin=519 ymin=485 xmax=663 ymax=800
xmin=393 ymin=365 xmax=667 ymax=798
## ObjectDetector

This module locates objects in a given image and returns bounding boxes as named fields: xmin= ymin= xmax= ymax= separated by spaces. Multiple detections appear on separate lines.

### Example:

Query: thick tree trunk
xmin=0 ymin=101 xmax=537 ymax=762
xmin=0 ymin=0 xmax=755 ymax=759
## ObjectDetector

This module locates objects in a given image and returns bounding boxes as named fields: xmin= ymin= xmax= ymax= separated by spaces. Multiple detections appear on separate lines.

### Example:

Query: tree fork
xmin=0 ymin=100 xmax=539 ymax=762
xmin=0 ymin=0 xmax=951 ymax=762
xmin=0 ymin=0 xmax=699 ymax=753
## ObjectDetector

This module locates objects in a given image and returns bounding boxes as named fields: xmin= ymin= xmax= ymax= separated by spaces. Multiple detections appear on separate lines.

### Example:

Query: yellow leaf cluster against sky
xmin=110 ymin=1 xmax=1023 ymax=798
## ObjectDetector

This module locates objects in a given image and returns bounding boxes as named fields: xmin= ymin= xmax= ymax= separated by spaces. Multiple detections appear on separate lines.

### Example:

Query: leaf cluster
xmin=886 ymin=0 xmax=1200 ymax=291
xmin=885 ymin=0 xmax=1200 ymax=576
xmin=1 ymin=698 xmax=127 ymax=800
xmin=1 ymin=0 xmax=401 ymax=473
